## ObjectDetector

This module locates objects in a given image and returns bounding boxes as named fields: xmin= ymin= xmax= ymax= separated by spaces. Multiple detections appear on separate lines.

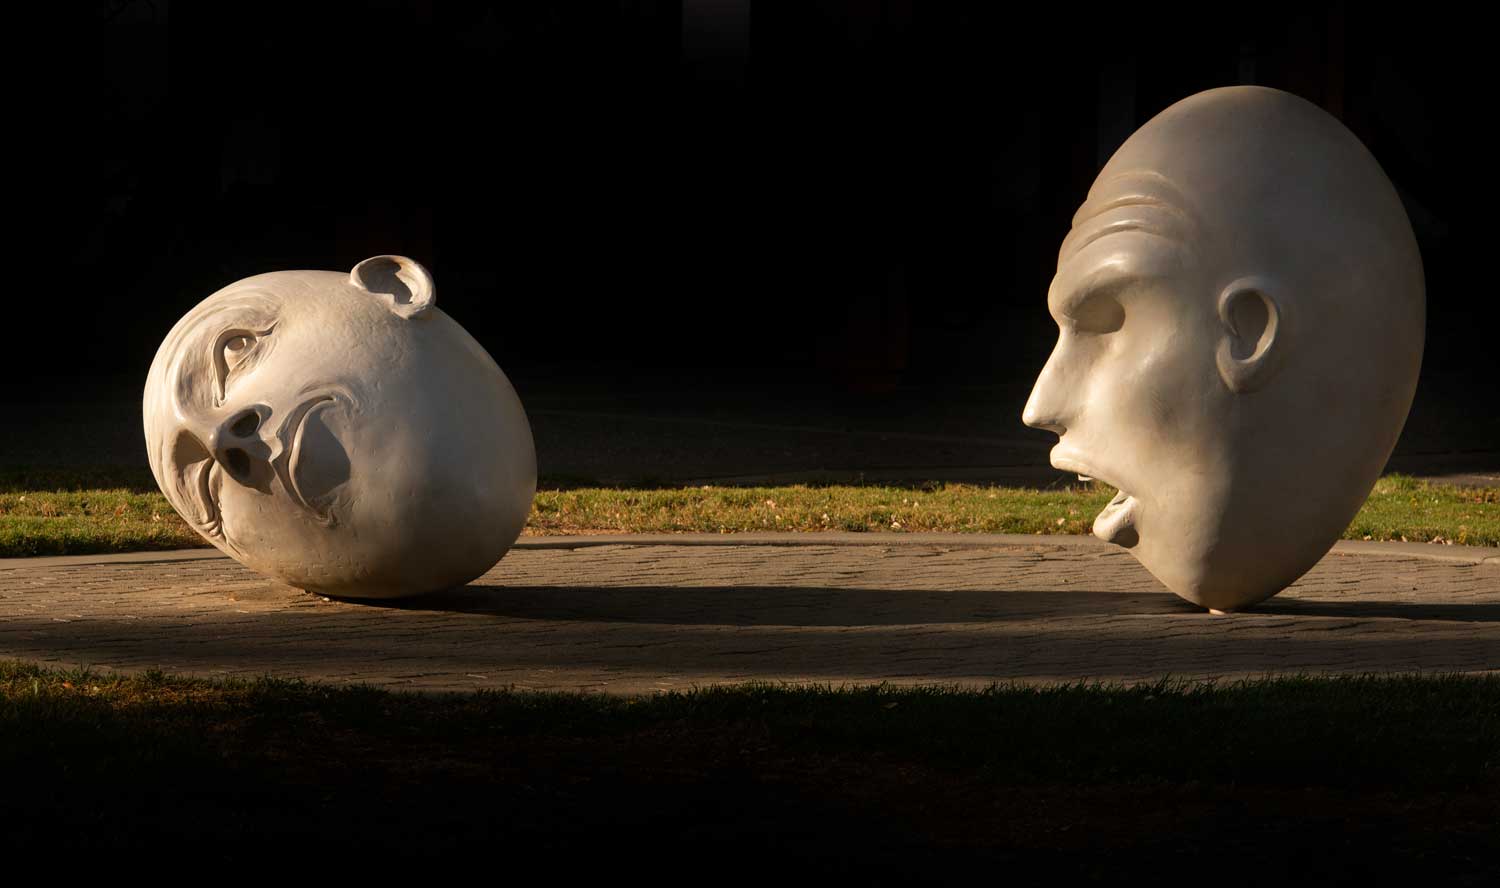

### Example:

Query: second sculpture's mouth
xmin=273 ymin=389 xmax=351 ymax=524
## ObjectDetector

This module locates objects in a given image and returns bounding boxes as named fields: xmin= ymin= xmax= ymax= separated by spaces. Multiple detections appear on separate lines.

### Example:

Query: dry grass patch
xmin=0 ymin=467 xmax=1494 ymax=557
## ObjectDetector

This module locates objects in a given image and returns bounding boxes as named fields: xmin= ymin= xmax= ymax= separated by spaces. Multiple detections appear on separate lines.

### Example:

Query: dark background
xmin=9 ymin=1 xmax=1494 ymax=478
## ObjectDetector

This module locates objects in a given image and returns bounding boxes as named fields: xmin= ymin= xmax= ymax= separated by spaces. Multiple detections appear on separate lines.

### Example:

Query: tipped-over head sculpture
xmin=144 ymin=255 xmax=536 ymax=599
xmin=1023 ymin=86 xmax=1424 ymax=611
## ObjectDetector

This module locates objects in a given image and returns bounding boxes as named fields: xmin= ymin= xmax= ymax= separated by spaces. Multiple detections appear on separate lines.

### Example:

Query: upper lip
xmin=1049 ymin=448 xmax=1128 ymax=494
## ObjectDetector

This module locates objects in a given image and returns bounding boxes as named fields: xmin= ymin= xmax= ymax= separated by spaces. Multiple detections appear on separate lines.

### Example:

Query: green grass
xmin=3 ymin=660 xmax=1497 ymax=868
xmin=1346 ymin=473 xmax=1500 ymax=545
xmin=528 ymin=479 xmax=1119 ymax=535
xmin=0 ymin=466 xmax=1495 ymax=557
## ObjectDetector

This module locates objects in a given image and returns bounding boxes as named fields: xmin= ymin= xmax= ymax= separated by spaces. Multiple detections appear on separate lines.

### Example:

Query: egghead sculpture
xmin=1023 ymin=86 xmax=1424 ymax=612
xmin=143 ymin=255 xmax=536 ymax=599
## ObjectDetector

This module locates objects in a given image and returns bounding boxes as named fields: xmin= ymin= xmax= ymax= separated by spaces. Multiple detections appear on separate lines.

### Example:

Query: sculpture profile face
xmin=1023 ymin=87 xmax=1424 ymax=611
xmin=144 ymin=255 xmax=536 ymax=599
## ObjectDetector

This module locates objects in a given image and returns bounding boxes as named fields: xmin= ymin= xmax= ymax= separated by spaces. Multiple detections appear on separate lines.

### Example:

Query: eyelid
xmin=210 ymin=324 xmax=275 ymax=405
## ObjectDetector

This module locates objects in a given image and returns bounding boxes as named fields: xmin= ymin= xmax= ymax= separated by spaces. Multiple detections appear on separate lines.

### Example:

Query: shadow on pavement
xmin=367 ymin=583 xmax=1204 ymax=624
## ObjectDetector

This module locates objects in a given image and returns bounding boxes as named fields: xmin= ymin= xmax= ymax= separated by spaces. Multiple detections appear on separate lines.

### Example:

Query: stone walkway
xmin=1 ymin=534 xmax=1497 ymax=693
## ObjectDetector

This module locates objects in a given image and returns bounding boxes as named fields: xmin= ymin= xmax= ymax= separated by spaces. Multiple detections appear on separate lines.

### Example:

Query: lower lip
xmin=1050 ymin=450 xmax=1140 ymax=546
xmin=1093 ymin=488 xmax=1140 ymax=547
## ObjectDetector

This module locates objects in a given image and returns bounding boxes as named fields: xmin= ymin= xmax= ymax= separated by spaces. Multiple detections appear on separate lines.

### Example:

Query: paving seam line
xmin=1 ymin=533 xmax=1495 ymax=570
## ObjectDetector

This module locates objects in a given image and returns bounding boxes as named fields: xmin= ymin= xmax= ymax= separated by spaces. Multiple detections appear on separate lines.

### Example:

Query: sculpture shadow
xmin=362 ymin=584 xmax=1207 ymax=625
xmin=8 ymin=585 xmax=1498 ymax=688
xmin=355 ymin=584 xmax=1500 ymax=626
xmin=1250 ymin=599 xmax=1500 ymax=622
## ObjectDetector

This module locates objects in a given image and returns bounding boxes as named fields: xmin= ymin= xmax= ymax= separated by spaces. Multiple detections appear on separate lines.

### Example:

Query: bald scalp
xmin=1092 ymin=86 xmax=1423 ymax=327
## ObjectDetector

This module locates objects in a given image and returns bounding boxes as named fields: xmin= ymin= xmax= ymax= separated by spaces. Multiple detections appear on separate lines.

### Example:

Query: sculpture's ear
xmin=1215 ymin=276 xmax=1286 ymax=394
xmin=350 ymin=255 xmax=436 ymax=319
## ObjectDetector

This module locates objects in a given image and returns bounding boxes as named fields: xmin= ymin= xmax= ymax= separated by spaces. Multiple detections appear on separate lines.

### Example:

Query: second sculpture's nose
xmin=207 ymin=405 xmax=274 ymax=491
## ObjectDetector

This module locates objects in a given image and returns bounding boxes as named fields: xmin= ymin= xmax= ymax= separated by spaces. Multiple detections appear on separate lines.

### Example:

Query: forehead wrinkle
xmin=1057 ymin=203 xmax=1192 ymax=267
xmin=1076 ymin=170 xmax=1192 ymax=220
xmin=1071 ymin=191 xmax=1188 ymax=229
xmin=163 ymin=289 xmax=282 ymax=361
xmin=1062 ymin=171 xmax=1199 ymax=264
xmin=1059 ymin=218 xmax=1179 ymax=266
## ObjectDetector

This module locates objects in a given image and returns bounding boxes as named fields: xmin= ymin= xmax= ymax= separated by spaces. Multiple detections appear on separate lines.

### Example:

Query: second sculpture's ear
xmin=1215 ymin=276 xmax=1287 ymax=394
xmin=350 ymin=255 xmax=436 ymax=319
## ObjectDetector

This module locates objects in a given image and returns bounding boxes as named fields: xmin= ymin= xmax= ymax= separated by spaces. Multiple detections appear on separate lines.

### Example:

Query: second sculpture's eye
xmin=213 ymin=329 xmax=270 ymax=405
xmin=222 ymin=334 xmax=253 ymax=365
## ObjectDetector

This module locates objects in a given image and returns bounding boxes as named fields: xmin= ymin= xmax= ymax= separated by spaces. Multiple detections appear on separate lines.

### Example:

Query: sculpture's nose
xmin=205 ymin=405 xmax=275 ymax=491
xmin=1022 ymin=340 xmax=1071 ymax=435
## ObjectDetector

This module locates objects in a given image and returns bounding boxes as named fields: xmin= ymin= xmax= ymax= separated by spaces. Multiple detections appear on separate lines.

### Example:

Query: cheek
xmin=217 ymin=484 xmax=304 ymax=540
xmin=1084 ymin=319 xmax=1219 ymax=446
xmin=1136 ymin=342 xmax=1200 ymax=432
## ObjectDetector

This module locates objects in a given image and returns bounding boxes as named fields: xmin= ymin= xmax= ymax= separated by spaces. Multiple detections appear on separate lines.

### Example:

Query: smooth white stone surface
xmin=143 ymin=255 xmax=536 ymax=599
xmin=1023 ymin=86 xmax=1424 ymax=611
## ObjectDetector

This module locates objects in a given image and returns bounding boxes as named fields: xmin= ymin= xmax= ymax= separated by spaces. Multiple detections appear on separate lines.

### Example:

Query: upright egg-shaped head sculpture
xmin=1023 ymin=87 xmax=1424 ymax=612
xmin=144 ymin=255 xmax=537 ymax=600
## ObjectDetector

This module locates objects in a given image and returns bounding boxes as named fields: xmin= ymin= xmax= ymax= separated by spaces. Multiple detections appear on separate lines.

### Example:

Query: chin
xmin=1135 ymin=532 xmax=1316 ymax=612
xmin=1136 ymin=552 xmax=1243 ymax=610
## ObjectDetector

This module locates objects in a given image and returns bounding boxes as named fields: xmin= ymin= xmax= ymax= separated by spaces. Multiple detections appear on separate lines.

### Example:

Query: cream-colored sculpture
xmin=143 ymin=255 xmax=536 ymax=599
xmin=1023 ymin=86 xmax=1424 ymax=611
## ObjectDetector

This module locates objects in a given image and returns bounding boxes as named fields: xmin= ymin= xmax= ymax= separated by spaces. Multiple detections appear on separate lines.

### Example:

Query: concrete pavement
xmin=2 ymin=533 xmax=1496 ymax=693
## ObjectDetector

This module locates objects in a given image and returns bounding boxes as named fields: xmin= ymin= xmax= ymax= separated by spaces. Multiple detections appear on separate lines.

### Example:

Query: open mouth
xmin=272 ymin=389 xmax=353 ymax=525
xmin=274 ymin=396 xmax=335 ymax=520
xmin=1052 ymin=456 xmax=1141 ymax=548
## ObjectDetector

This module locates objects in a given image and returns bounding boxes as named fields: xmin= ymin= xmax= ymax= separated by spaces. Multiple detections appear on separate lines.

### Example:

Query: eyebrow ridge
xmin=1052 ymin=265 xmax=1134 ymax=318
